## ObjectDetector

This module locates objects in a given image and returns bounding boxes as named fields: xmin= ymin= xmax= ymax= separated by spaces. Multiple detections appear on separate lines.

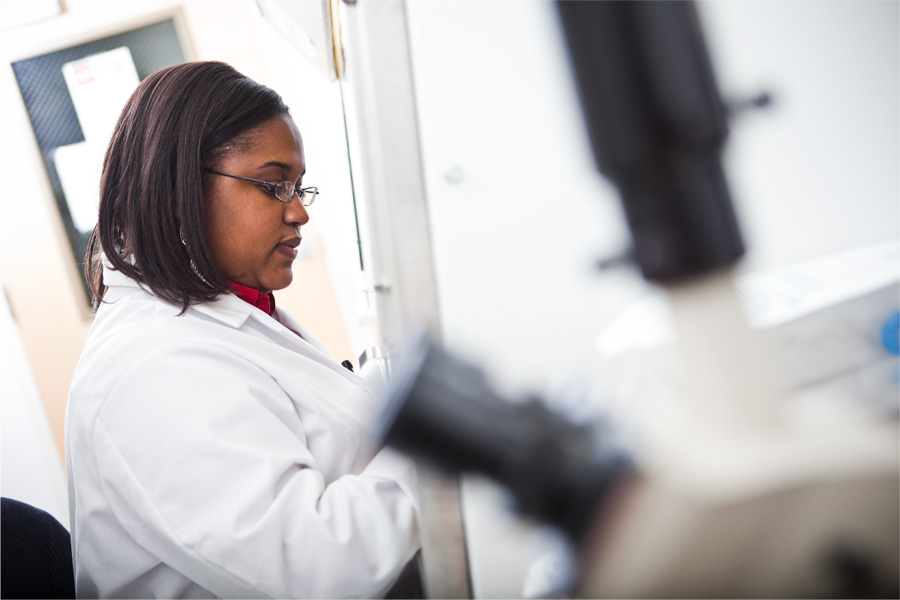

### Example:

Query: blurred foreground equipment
xmin=381 ymin=336 xmax=633 ymax=543
xmin=382 ymin=327 xmax=899 ymax=598
xmin=381 ymin=1 xmax=898 ymax=598
xmin=556 ymin=0 xmax=743 ymax=284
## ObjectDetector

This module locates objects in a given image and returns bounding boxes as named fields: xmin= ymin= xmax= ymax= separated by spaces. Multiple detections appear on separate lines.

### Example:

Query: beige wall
xmin=0 ymin=0 xmax=354 ymax=465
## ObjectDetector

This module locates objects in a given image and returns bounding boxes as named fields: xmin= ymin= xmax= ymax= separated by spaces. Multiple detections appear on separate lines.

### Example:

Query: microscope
xmin=379 ymin=2 xmax=899 ymax=597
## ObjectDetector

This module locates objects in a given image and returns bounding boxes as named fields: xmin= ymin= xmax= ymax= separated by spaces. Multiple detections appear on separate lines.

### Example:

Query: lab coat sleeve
xmin=91 ymin=342 xmax=420 ymax=599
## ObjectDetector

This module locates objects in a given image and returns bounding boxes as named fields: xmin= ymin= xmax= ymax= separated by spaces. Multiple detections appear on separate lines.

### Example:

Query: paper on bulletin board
xmin=62 ymin=46 xmax=140 ymax=144
xmin=57 ymin=47 xmax=140 ymax=234
xmin=53 ymin=141 xmax=106 ymax=234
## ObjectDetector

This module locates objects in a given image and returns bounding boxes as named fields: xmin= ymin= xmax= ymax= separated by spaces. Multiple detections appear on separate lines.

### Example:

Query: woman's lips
xmin=276 ymin=236 xmax=301 ymax=258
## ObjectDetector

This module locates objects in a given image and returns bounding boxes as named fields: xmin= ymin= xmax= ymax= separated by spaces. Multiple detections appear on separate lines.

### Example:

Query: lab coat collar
xmin=101 ymin=262 xmax=334 ymax=360
xmin=101 ymin=264 xmax=253 ymax=328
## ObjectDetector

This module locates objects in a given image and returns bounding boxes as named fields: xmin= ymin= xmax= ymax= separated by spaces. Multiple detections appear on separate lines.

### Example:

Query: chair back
xmin=1 ymin=497 xmax=75 ymax=599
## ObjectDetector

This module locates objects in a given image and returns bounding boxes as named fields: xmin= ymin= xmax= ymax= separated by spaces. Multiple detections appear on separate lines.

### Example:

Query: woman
xmin=65 ymin=61 xmax=420 ymax=598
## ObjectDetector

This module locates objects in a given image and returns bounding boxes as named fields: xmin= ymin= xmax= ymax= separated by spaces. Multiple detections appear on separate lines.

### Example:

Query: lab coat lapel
xmin=196 ymin=296 xmax=345 ymax=375
xmin=271 ymin=309 xmax=332 ymax=357
xmin=268 ymin=309 xmax=363 ymax=380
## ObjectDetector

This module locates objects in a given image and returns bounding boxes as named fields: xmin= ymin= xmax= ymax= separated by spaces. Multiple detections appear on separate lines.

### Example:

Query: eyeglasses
xmin=206 ymin=170 xmax=319 ymax=206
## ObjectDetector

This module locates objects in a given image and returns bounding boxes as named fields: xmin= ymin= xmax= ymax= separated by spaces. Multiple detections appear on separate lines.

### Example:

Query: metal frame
xmin=341 ymin=0 xmax=471 ymax=597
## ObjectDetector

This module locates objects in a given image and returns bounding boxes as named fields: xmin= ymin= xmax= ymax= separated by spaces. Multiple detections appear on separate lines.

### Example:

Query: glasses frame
xmin=205 ymin=169 xmax=318 ymax=206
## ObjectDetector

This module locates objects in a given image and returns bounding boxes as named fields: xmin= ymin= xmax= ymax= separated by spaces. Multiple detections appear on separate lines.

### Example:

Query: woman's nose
xmin=284 ymin=194 xmax=310 ymax=226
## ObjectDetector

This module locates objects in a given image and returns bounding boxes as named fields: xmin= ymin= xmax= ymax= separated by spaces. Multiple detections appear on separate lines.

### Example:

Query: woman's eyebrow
xmin=256 ymin=161 xmax=306 ymax=179
xmin=256 ymin=161 xmax=293 ymax=171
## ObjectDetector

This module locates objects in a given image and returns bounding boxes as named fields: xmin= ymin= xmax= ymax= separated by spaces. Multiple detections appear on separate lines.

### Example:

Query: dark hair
xmin=85 ymin=61 xmax=290 ymax=311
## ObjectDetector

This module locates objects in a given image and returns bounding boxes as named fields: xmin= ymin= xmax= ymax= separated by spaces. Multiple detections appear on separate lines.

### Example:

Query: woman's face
xmin=204 ymin=114 xmax=309 ymax=293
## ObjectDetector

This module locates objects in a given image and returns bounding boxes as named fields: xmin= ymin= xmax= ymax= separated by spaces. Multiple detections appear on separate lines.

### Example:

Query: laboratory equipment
xmin=381 ymin=335 xmax=633 ymax=543
xmin=379 ymin=1 xmax=900 ymax=597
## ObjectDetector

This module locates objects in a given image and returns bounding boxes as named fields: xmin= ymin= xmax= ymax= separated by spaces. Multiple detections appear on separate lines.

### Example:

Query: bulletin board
xmin=11 ymin=19 xmax=187 ymax=304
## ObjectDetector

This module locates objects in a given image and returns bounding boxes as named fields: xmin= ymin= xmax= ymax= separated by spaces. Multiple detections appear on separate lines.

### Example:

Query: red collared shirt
xmin=228 ymin=281 xmax=276 ymax=316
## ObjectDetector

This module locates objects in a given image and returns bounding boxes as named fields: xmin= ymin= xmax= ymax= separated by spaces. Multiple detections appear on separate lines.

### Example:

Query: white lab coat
xmin=65 ymin=265 xmax=420 ymax=599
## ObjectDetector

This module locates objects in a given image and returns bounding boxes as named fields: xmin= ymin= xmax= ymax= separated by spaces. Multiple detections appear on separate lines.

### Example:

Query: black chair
xmin=1 ymin=497 xmax=75 ymax=599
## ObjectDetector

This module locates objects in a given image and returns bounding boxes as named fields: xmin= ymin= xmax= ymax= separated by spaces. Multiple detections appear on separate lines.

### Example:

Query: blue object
xmin=882 ymin=311 xmax=900 ymax=355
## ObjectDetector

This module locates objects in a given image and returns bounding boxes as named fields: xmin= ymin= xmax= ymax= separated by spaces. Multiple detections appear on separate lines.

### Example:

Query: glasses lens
xmin=274 ymin=181 xmax=295 ymax=203
xmin=301 ymin=188 xmax=318 ymax=207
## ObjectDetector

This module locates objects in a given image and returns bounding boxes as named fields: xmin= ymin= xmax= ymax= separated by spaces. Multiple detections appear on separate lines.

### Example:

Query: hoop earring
xmin=180 ymin=228 xmax=210 ymax=285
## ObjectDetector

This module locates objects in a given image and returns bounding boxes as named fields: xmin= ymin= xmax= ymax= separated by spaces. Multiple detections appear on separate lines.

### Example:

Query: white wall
xmin=405 ymin=0 xmax=645 ymax=397
xmin=0 ymin=271 xmax=69 ymax=527
xmin=702 ymin=0 xmax=899 ymax=272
